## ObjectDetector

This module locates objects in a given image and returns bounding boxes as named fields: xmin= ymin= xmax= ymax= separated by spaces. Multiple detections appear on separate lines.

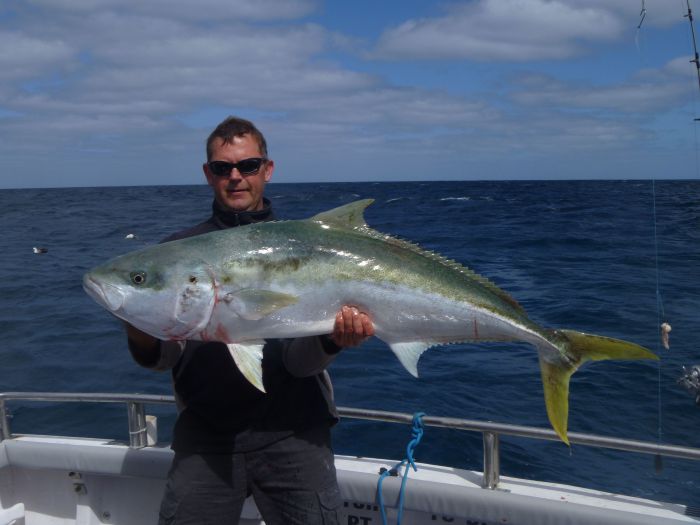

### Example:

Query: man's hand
xmin=125 ymin=322 xmax=161 ymax=368
xmin=125 ymin=322 xmax=159 ymax=350
xmin=329 ymin=305 xmax=374 ymax=348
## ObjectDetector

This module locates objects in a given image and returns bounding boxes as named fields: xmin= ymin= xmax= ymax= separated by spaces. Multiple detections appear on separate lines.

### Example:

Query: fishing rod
xmin=685 ymin=0 xmax=700 ymax=112
xmin=679 ymin=2 xmax=700 ymax=411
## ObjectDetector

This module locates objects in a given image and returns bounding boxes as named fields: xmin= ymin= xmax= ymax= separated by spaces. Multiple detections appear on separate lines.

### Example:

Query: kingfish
xmin=83 ymin=199 xmax=657 ymax=444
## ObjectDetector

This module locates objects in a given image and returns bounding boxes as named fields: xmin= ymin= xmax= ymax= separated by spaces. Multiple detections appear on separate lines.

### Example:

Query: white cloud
xmin=372 ymin=0 xmax=624 ymax=61
xmin=0 ymin=8 xmax=368 ymax=131
xmin=645 ymin=55 xmax=700 ymax=82
xmin=510 ymin=55 xmax=694 ymax=113
xmin=564 ymin=0 xmax=683 ymax=28
xmin=369 ymin=0 xmax=688 ymax=62
xmin=77 ymin=15 xmax=327 ymax=68
xmin=26 ymin=0 xmax=318 ymax=21
xmin=0 ymin=31 xmax=75 ymax=79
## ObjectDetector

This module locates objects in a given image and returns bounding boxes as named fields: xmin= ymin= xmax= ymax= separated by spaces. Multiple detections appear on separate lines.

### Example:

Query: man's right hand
xmin=125 ymin=323 xmax=161 ymax=367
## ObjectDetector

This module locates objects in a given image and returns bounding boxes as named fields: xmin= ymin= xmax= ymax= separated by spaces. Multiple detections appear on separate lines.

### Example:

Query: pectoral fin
xmin=224 ymin=289 xmax=298 ymax=321
xmin=388 ymin=341 xmax=436 ymax=378
xmin=227 ymin=341 xmax=266 ymax=392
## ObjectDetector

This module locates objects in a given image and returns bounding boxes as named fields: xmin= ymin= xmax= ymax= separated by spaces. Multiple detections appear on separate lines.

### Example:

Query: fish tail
xmin=538 ymin=329 xmax=658 ymax=445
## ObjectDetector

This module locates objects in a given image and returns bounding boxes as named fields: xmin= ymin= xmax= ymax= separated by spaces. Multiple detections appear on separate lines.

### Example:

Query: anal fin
xmin=388 ymin=341 xmax=437 ymax=378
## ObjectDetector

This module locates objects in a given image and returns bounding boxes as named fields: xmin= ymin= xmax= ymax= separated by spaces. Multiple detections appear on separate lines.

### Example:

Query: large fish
xmin=83 ymin=199 xmax=657 ymax=444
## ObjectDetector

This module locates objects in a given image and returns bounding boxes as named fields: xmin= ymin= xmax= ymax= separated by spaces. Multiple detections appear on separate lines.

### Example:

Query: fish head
xmin=83 ymin=245 xmax=217 ymax=340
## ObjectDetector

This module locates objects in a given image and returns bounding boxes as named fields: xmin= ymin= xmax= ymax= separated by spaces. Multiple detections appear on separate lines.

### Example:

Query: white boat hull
xmin=0 ymin=435 xmax=697 ymax=525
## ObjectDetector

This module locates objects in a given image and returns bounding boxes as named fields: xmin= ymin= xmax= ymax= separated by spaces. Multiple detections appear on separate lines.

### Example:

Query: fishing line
xmin=651 ymin=178 xmax=665 ymax=473
xmin=636 ymin=1 xmax=669 ymax=472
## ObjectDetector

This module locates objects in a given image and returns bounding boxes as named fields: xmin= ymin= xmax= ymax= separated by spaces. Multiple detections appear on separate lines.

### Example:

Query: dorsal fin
xmin=310 ymin=199 xmax=374 ymax=229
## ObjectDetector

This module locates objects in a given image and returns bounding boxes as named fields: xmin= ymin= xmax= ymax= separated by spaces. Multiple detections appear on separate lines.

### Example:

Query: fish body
xmin=83 ymin=199 xmax=657 ymax=443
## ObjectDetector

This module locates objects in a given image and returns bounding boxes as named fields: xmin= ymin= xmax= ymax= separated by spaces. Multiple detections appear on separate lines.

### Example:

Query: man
xmin=126 ymin=116 xmax=374 ymax=525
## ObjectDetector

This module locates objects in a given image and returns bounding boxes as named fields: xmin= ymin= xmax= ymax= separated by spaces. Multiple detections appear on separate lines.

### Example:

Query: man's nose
xmin=227 ymin=167 xmax=244 ymax=180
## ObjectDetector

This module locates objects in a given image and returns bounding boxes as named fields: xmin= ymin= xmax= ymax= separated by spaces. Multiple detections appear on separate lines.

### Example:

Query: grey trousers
xmin=158 ymin=428 xmax=341 ymax=525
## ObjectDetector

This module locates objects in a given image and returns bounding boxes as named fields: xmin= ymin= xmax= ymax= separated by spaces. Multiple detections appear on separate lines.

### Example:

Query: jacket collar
xmin=211 ymin=197 xmax=275 ymax=228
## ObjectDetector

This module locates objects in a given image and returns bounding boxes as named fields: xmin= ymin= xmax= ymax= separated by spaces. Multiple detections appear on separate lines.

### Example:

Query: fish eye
xmin=130 ymin=271 xmax=147 ymax=285
xmin=189 ymin=276 xmax=197 ymax=284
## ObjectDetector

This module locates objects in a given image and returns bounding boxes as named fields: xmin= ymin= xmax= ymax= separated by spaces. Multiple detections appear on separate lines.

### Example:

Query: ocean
xmin=1 ymin=180 xmax=698 ymax=507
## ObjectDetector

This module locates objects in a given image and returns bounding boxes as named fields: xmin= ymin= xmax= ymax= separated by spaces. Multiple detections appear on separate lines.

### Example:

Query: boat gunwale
xmin=1 ymin=391 xmax=698 ymax=461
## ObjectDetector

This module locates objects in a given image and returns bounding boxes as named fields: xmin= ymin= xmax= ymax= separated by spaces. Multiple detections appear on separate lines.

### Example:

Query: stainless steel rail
xmin=1 ymin=392 xmax=699 ymax=490
xmin=338 ymin=407 xmax=700 ymax=489
xmin=0 ymin=392 xmax=173 ymax=449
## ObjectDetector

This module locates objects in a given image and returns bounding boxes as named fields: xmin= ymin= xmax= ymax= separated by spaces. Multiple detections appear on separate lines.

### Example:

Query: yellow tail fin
xmin=539 ymin=329 xmax=658 ymax=445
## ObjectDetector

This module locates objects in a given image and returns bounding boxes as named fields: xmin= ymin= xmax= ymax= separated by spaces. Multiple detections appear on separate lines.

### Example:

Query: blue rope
xmin=377 ymin=412 xmax=425 ymax=525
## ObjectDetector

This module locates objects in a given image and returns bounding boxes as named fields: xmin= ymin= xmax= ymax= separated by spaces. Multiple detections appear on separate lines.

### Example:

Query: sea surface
xmin=1 ymin=180 xmax=699 ymax=507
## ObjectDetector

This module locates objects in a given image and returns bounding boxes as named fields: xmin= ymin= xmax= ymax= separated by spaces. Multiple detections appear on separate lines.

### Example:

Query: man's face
xmin=203 ymin=134 xmax=274 ymax=213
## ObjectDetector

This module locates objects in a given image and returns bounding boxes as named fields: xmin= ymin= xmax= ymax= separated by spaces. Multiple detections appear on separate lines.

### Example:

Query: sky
xmin=1 ymin=0 xmax=700 ymax=188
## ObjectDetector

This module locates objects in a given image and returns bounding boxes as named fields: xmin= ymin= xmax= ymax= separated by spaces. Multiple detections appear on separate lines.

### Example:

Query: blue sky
xmin=1 ymin=0 xmax=699 ymax=188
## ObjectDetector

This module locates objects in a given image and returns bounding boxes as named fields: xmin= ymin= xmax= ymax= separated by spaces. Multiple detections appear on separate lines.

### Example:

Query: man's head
xmin=203 ymin=116 xmax=274 ymax=213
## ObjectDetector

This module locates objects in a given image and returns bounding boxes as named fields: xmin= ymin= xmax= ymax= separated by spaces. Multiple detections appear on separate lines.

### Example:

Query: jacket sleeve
xmin=128 ymin=339 xmax=185 ymax=371
xmin=282 ymin=336 xmax=342 ymax=377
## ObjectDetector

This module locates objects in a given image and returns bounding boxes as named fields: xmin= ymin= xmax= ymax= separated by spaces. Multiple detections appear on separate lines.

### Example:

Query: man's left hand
xmin=330 ymin=305 xmax=374 ymax=348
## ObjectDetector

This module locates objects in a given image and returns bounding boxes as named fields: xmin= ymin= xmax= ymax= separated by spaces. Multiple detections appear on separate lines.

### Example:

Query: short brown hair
xmin=206 ymin=116 xmax=268 ymax=160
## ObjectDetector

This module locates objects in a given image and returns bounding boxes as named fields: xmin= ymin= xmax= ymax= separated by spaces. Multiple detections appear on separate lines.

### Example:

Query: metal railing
xmin=0 ymin=392 xmax=173 ymax=449
xmin=1 ymin=392 xmax=699 ymax=490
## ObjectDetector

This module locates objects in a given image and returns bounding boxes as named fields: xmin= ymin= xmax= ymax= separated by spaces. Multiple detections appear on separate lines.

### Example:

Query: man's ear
xmin=263 ymin=159 xmax=274 ymax=183
xmin=203 ymin=163 xmax=215 ymax=187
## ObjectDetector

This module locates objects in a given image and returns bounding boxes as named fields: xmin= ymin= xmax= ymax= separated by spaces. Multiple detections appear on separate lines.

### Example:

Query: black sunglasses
xmin=208 ymin=157 xmax=266 ymax=177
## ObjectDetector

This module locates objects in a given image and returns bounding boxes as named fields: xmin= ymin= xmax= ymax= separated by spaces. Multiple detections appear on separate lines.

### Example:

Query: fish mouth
xmin=83 ymin=274 xmax=125 ymax=312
